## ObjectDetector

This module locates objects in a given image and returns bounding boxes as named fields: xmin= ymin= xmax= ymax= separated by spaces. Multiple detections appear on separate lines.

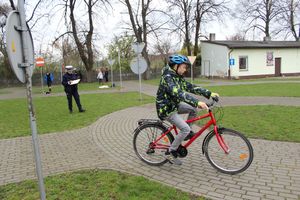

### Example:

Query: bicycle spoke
xmin=204 ymin=128 xmax=253 ymax=174
xmin=133 ymin=123 xmax=173 ymax=166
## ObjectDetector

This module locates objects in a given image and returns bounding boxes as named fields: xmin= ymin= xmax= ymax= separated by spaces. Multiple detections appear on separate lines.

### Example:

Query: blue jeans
xmin=166 ymin=102 xmax=197 ymax=151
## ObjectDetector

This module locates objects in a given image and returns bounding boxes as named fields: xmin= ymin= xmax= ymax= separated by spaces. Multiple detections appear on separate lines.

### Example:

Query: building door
xmin=275 ymin=58 xmax=281 ymax=77
xmin=203 ymin=60 xmax=210 ymax=77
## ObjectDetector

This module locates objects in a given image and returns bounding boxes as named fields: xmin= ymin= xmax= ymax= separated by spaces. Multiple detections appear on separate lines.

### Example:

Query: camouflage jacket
xmin=156 ymin=66 xmax=211 ymax=120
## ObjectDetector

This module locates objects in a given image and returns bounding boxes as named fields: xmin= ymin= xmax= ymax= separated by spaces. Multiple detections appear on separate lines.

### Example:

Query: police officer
xmin=62 ymin=65 xmax=85 ymax=113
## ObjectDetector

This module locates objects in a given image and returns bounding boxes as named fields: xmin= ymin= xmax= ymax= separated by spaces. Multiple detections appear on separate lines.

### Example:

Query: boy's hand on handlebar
xmin=211 ymin=92 xmax=219 ymax=102
xmin=198 ymin=101 xmax=209 ymax=111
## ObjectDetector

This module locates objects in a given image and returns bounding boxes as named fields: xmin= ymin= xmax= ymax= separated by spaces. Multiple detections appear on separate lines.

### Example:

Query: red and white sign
xmin=36 ymin=57 xmax=45 ymax=67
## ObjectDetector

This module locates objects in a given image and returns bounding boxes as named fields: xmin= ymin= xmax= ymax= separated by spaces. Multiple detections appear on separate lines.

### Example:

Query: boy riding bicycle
xmin=156 ymin=54 xmax=219 ymax=165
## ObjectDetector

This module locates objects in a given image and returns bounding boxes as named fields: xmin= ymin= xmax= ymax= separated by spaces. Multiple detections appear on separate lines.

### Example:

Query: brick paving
xmin=0 ymin=81 xmax=300 ymax=200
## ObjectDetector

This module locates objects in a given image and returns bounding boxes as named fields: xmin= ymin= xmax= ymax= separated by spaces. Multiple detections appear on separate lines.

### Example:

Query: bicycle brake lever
xmin=212 ymin=96 xmax=219 ymax=102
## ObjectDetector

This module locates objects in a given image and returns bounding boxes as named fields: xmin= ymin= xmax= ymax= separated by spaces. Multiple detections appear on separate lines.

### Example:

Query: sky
xmin=19 ymin=0 xmax=239 ymax=59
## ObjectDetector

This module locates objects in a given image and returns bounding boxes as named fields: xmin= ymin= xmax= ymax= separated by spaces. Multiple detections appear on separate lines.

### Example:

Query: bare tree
xmin=278 ymin=0 xmax=300 ymax=41
xmin=55 ymin=0 xmax=109 ymax=82
xmin=236 ymin=0 xmax=284 ymax=40
xmin=167 ymin=0 xmax=193 ymax=55
xmin=121 ymin=0 xmax=151 ymax=79
xmin=226 ymin=33 xmax=246 ymax=40
xmin=0 ymin=2 xmax=14 ymax=81
xmin=193 ymin=0 xmax=228 ymax=55
xmin=154 ymin=39 xmax=172 ymax=65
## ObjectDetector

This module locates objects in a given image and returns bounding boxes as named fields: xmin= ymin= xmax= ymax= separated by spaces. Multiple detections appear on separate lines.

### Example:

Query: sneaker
xmin=184 ymin=131 xmax=196 ymax=141
xmin=79 ymin=109 xmax=86 ymax=113
xmin=165 ymin=150 xmax=182 ymax=165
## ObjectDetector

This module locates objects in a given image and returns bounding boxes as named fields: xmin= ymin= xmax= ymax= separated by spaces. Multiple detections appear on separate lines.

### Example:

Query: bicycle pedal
xmin=146 ymin=149 xmax=155 ymax=154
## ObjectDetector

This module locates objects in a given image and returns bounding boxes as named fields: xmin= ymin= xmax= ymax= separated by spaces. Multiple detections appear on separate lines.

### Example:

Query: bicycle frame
xmin=151 ymin=109 xmax=229 ymax=153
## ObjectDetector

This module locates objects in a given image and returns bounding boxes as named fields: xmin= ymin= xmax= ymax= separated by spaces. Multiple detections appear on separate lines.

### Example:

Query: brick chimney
xmin=209 ymin=33 xmax=216 ymax=41
xmin=263 ymin=36 xmax=271 ymax=41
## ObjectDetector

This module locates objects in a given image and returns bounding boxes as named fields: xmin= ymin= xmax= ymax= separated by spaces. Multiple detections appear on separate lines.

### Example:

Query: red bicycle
xmin=133 ymin=98 xmax=254 ymax=174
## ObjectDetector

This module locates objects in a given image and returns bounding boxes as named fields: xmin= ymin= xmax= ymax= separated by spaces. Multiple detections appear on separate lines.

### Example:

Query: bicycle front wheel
xmin=133 ymin=123 xmax=174 ymax=166
xmin=203 ymin=128 xmax=254 ymax=174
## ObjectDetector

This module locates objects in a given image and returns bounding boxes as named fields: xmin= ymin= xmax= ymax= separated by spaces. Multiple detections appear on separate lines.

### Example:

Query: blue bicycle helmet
xmin=168 ymin=54 xmax=191 ymax=66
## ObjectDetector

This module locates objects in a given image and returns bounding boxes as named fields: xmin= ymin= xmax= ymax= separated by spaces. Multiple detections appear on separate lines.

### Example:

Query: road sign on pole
xmin=6 ymin=11 xmax=34 ymax=83
xmin=6 ymin=1 xmax=46 ymax=199
xmin=188 ymin=56 xmax=196 ymax=84
xmin=36 ymin=57 xmax=45 ymax=67
xmin=132 ymin=42 xmax=145 ymax=54
xmin=130 ymin=56 xmax=147 ymax=74
xmin=108 ymin=59 xmax=115 ymax=87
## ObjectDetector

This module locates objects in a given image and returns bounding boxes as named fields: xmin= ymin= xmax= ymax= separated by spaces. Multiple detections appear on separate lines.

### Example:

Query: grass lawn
xmin=32 ymin=82 xmax=117 ymax=94
xmin=193 ymin=105 xmax=300 ymax=143
xmin=218 ymin=105 xmax=300 ymax=142
xmin=0 ymin=170 xmax=205 ymax=200
xmin=142 ymin=78 xmax=210 ymax=86
xmin=206 ymin=83 xmax=300 ymax=97
xmin=0 ymin=92 xmax=153 ymax=139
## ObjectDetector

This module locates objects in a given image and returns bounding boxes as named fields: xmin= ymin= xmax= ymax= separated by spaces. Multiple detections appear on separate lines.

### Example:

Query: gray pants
xmin=166 ymin=102 xmax=197 ymax=151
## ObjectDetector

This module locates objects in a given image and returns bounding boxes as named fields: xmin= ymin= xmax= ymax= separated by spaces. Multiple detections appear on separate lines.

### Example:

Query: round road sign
xmin=130 ymin=56 xmax=147 ymax=74
xmin=6 ymin=11 xmax=34 ymax=83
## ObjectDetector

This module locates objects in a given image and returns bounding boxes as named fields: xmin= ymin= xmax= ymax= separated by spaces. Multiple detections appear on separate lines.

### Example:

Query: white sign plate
xmin=108 ymin=59 xmax=115 ymax=66
xmin=130 ymin=56 xmax=147 ymax=74
xmin=6 ymin=11 xmax=34 ymax=83
xmin=132 ymin=42 xmax=145 ymax=54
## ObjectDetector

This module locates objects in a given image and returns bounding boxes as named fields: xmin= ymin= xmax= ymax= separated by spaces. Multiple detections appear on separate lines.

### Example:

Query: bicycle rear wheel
xmin=133 ymin=123 xmax=174 ymax=166
xmin=203 ymin=128 xmax=253 ymax=174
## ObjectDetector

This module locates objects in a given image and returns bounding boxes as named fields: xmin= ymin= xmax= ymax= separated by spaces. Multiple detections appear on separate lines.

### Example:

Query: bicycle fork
xmin=214 ymin=126 xmax=230 ymax=154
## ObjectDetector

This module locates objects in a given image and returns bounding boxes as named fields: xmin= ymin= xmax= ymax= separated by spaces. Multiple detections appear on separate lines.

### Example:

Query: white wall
xmin=230 ymin=48 xmax=300 ymax=77
xmin=201 ymin=41 xmax=300 ymax=78
xmin=201 ymin=43 xmax=228 ymax=77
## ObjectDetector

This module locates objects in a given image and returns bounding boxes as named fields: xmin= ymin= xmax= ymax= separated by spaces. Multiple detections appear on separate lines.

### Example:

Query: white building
xmin=201 ymin=36 xmax=300 ymax=79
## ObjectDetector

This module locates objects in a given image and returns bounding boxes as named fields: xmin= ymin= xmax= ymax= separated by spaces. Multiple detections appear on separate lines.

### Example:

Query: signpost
xmin=131 ymin=42 xmax=146 ymax=100
xmin=187 ymin=56 xmax=196 ymax=84
xmin=5 ymin=1 xmax=46 ymax=199
xmin=108 ymin=59 xmax=115 ymax=87
xmin=36 ymin=57 xmax=45 ymax=93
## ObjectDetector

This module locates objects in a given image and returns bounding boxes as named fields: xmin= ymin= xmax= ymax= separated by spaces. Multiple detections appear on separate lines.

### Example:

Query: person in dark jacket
xmin=62 ymin=65 xmax=85 ymax=113
xmin=156 ymin=54 xmax=219 ymax=165
xmin=44 ymin=72 xmax=54 ymax=94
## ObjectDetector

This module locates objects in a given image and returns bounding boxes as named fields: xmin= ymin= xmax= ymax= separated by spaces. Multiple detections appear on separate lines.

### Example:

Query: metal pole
xmin=137 ymin=54 xmax=142 ymax=101
xmin=118 ymin=48 xmax=122 ymax=88
xmin=191 ymin=63 xmax=193 ymax=84
xmin=18 ymin=0 xmax=46 ymax=199
xmin=41 ymin=67 xmax=43 ymax=92
xmin=111 ymin=61 xmax=114 ymax=87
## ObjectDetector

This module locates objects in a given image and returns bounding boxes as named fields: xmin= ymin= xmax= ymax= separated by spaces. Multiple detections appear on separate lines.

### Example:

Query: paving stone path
xmin=0 ymin=81 xmax=300 ymax=200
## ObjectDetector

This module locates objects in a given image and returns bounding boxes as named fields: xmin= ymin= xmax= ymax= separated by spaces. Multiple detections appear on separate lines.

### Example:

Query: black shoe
xmin=165 ymin=150 xmax=182 ymax=165
xmin=79 ymin=109 xmax=85 ymax=113
xmin=184 ymin=131 xmax=196 ymax=141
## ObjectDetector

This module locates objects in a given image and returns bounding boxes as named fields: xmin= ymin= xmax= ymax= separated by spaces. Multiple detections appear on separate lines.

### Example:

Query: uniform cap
xmin=65 ymin=65 xmax=73 ymax=70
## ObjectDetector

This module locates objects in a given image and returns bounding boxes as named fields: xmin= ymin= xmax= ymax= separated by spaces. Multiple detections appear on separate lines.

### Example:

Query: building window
xmin=239 ymin=56 xmax=248 ymax=70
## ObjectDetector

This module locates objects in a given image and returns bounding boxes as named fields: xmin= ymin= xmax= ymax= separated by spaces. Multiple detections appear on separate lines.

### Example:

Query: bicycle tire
xmin=203 ymin=127 xmax=254 ymax=174
xmin=133 ymin=122 xmax=174 ymax=166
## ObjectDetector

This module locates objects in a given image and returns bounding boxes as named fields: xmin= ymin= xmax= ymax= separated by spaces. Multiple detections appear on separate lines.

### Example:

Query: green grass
xmin=197 ymin=105 xmax=300 ymax=142
xmin=0 ymin=92 xmax=154 ymax=139
xmin=32 ymin=82 xmax=116 ymax=94
xmin=206 ymin=83 xmax=300 ymax=97
xmin=142 ymin=78 xmax=211 ymax=86
xmin=0 ymin=170 xmax=205 ymax=200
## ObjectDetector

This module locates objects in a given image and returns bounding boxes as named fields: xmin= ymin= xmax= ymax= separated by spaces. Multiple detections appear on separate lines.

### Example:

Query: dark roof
xmin=201 ymin=40 xmax=300 ymax=49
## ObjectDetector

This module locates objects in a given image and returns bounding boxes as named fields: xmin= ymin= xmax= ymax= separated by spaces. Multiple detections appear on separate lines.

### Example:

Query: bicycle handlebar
xmin=206 ymin=96 xmax=219 ymax=108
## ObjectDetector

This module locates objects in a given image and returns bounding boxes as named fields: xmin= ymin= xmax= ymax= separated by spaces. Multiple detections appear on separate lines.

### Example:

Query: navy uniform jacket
xmin=62 ymin=73 xmax=79 ymax=93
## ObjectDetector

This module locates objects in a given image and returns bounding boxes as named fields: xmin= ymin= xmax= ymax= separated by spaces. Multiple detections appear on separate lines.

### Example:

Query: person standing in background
xmin=44 ymin=72 xmax=54 ymax=94
xmin=62 ymin=65 xmax=85 ymax=113
xmin=104 ymin=67 xmax=109 ymax=82
xmin=97 ymin=68 xmax=103 ymax=85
